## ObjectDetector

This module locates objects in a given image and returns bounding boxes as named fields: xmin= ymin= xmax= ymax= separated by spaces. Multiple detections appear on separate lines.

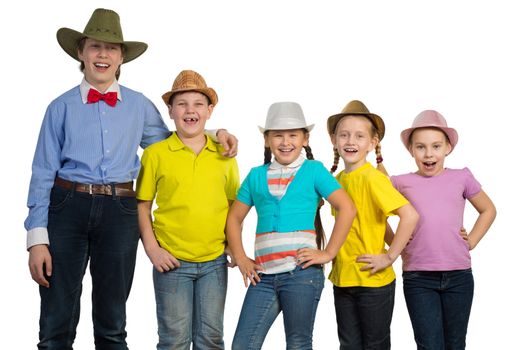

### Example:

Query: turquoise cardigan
xmin=236 ymin=159 xmax=341 ymax=233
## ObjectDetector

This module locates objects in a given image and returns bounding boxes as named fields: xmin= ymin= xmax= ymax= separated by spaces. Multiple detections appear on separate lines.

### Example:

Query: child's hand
xmin=460 ymin=227 xmax=471 ymax=250
xmin=224 ymin=246 xmax=237 ymax=268
xmin=146 ymin=245 xmax=180 ymax=273
xmin=356 ymin=254 xmax=394 ymax=275
xmin=236 ymin=256 xmax=264 ymax=287
xmin=296 ymin=248 xmax=332 ymax=268
xmin=216 ymin=129 xmax=238 ymax=157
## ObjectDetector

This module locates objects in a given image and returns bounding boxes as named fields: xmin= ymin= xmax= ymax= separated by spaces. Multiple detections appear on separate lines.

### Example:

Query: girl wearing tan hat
xmin=391 ymin=110 xmax=496 ymax=349
xmin=226 ymin=102 xmax=356 ymax=349
xmin=327 ymin=100 xmax=419 ymax=350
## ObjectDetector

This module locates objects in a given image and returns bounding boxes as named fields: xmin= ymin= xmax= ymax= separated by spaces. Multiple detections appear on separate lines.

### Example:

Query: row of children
xmin=25 ymin=8 xmax=496 ymax=350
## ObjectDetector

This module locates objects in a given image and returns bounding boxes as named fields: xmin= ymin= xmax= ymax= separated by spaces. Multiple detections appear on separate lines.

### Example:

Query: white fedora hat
xmin=258 ymin=102 xmax=315 ymax=133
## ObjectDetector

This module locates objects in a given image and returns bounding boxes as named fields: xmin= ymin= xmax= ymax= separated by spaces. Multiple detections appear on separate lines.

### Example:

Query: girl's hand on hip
xmin=147 ymin=245 xmax=180 ymax=273
xmin=236 ymin=256 xmax=264 ymax=287
xmin=296 ymin=248 xmax=332 ymax=268
xmin=356 ymin=253 xmax=394 ymax=275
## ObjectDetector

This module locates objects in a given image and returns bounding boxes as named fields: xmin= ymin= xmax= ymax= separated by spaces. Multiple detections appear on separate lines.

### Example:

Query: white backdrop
xmin=1 ymin=1 xmax=521 ymax=348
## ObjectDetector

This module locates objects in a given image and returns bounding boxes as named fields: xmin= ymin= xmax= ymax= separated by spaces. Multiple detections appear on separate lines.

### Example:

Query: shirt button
xmin=104 ymin=129 xmax=108 ymax=133
xmin=102 ymin=111 xmax=106 ymax=115
xmin=106 ymin=150 xmax=110 ymax=154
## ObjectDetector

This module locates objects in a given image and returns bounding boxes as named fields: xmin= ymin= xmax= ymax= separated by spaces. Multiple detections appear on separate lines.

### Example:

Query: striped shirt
xmin=255 ymin=156 xmax=318 ymax=274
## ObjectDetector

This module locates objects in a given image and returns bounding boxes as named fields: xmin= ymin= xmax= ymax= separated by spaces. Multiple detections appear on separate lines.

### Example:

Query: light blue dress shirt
xmin=25 ymin=79 xmax=170 ymax=247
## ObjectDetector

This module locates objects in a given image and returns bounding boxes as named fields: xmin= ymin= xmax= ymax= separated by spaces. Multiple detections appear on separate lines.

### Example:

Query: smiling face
xmin=264 ymin=129 xmax=309 ymax=166
xmin=77 ymin=38 xmax=124 ymax=92
xmin=331 ymin=116 xmax=377 ymax=172
xmin=168 ymin=91 xmax=213 ymax=140
xmin=409 ymin=127 xmax=451 ymax=177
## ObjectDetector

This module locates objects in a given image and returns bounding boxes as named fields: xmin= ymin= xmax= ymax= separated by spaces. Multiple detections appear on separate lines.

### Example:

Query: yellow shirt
xmin=329 ymin=162 xmax=408 ymax=287
xmin=137 ymin=133 xmax=240 ymax=262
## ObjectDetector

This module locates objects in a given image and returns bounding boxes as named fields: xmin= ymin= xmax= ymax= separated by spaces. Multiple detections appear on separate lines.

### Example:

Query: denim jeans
xmin=153 ymin=254 xmax=228 ymax=350
xmin=38 ymin=186 xmax=140 ymax=350
xmin=403 ymin=269 xmax=474 ymax=350
xmin=333 ymin=280 xmax=396 ymax=350
xmin=232 ymin=265 xmax=324 ymax=350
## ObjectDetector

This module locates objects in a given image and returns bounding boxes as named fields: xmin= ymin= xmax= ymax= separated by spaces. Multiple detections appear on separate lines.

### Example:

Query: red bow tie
xmin=87 ymin=88 xmax=118 ymax=107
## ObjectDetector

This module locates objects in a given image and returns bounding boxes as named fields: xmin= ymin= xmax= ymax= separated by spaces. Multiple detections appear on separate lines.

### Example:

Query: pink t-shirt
xmin=391 ymin=168 xmax=481 ymax=271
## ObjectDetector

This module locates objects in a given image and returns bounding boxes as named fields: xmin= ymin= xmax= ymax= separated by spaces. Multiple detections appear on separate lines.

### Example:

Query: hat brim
xmin=258 ymin=124 xmax=315 ymax=133
xmin=161 ymin=87 xmax=218 ymax=106
xmin=400 ymin=126 xmax=459 ymax=153
xmin=327 ymin=112 xmax=385 ymax=141
xmin=57 ymin=27 xmax=148 ymax=64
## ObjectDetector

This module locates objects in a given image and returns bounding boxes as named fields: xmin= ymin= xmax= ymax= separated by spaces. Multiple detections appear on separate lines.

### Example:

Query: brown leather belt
xmin=54 ymin=177 xmax=136 ymax=197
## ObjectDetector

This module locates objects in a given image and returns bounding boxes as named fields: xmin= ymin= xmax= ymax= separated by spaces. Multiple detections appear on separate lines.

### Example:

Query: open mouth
xmin=422 ymin=161 xmax=437 ymax=169
xmin=183 ymin=117 xmax=199 ymax=124
xmin=343 ymin=147 xmax=358 ymax=154
xmin=278 ymin=148 xmax=295 ymax=154
xmin=94 ymin=63 xmax=110 ymax=69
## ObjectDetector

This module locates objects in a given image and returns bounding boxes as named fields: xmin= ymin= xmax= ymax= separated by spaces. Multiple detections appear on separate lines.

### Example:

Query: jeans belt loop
xmin=88 ymin=184 xmax=93 ymax=195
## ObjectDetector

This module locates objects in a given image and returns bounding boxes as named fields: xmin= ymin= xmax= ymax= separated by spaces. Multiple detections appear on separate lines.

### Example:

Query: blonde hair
xmin=330 ymin=115 xmax=388 ymax=176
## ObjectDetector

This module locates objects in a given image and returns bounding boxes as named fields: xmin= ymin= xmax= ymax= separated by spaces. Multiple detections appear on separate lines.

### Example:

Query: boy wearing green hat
xmin=25 ymin=8 xmax=237 ymax=349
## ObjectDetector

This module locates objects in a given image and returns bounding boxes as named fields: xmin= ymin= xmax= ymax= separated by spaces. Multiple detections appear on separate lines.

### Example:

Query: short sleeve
xmin=462 ymin=167 xmax=482 ymax=199
xmin=313 ymin=161 xmax=341 ymax=199
xmin=225 ymin=159 xmax=240 ymax=201
xmin=369 ymin=172 xmax=409 ymax=216
xmin=236 ymin=168 xmax=255 ymax=206
xmin=136 ymin=147 xmax=158 ymax=201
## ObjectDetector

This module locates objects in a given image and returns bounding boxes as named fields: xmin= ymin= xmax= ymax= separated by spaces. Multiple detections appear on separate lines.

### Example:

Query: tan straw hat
xmin=162 ymin=70 xmax=218 ymax=106
xmin=259 ymin=102 xmax=314 ymax=133
xmin=327 ymin=100 xmax=385 ymax=141
xmin=56 ymin=8 xmax=148 ymax=63
xmin=401 ymin=110 xmax=458 ymax=153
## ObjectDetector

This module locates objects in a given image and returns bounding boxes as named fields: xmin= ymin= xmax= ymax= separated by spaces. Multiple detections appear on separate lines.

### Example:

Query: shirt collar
xmin=80 ymin=78 xmax=122 ymax=104
xmin=269 ymin=155 xmax=305 ymax=170
xmin=167 ymin=132 xmax=219 ymax=153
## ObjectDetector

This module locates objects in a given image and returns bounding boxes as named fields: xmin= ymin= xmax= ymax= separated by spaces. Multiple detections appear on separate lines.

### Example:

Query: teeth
xmin=95 ymin=63 xmax=109 ymax=68
xmin=184 ymin=118 xmax=198 ymax=122
xmin=344 ymin=148 xmax=357 ymax=153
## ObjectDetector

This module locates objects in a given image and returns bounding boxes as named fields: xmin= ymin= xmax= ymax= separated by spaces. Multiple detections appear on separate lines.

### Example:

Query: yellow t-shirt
xmin=329 ymin=162 xmax=408 ymax=287
xmin=137 ymin=133 xmax=240 ymax=262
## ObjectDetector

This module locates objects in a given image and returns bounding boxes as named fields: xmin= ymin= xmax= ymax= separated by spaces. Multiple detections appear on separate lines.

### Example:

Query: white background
xmin=1 ymin=1 xmax=521 ymax=348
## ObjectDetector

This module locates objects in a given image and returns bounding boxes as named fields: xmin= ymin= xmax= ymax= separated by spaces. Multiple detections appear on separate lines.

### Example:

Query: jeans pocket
xmin=117 ymin=197 xmax=138 ymax=215
xmin=49 ymin=187 xmax=71 ymax=211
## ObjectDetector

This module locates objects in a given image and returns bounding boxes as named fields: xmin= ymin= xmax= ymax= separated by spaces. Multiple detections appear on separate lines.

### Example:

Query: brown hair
xmin=330 ymin=115 xmax=388 ymax=176
xmin=77 ymin=38 xmax=125 ymax=80
xmin=263 ymin=129 xmax=325 ymax=249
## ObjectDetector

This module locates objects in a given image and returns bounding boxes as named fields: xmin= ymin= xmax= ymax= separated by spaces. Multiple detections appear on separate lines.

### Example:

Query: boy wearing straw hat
xmin=137 ymin=70 xmax=239 ymax=349
xmin=25 ymin=9 xmax=237 ymax=349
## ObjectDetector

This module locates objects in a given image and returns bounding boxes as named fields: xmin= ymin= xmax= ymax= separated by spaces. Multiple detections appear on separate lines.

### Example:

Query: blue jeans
xmin=403 ymin=269 xmax=474 ymax=350
xmin=333 ymin=280 xmax=396 ymax=350
xmin=232 ymin=265 xmax=324 ymax=350
xmin=39 ymin=186 xmax=140 ymax=350
xmin=153 ymin=254 xmax=228 ymax=350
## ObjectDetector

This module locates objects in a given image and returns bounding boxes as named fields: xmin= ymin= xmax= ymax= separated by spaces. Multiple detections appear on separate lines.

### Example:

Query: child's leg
xmin=153 ymin=261 xmax=195 ymax=350
xmin=333 ymin=285 xmax=363 ymax=349
xmin=192 ymin=255 xmax=228 ymax=350
xmin=278 ymin=265 xmax=324 ymax=350
xmin=403 ymin=271 xmax=445 ymax=350
xmin=441 ymin=269 xmax=474 ymax=350
xmin=232 ymin=274 xmax=281 ymax=350
xmin=355 ymin=281 xmax=395 ymax=350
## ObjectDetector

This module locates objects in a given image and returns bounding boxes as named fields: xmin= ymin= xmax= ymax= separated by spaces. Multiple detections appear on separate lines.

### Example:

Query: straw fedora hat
xmin=401 ymin=110 xmax=458 ymax=152
xmin=162 ymin=70 xmax=218 ymax=106
xmin=259 ymin=102 xmax=315 ymax=133
xmin=56 ymin=8 xmax=148 ymax=63
xmin=327 ymin=100 xmax=385 ymax=141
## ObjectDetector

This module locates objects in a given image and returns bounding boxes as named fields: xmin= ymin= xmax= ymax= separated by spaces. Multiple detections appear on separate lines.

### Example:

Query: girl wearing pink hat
xmin=391 ymin=110 xmax=496 ymax=349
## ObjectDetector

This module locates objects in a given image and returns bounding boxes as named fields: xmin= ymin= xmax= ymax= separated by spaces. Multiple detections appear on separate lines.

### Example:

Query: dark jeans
xmin=38 ymin=186 xmax=139 ymax=350
xmin=403 ymin=269 xmax=474 ymax=350
xmin=333 ymin=280 xmax=396 ymax=350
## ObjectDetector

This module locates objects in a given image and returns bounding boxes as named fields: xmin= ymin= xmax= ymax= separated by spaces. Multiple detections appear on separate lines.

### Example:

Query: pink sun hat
xmin=400 ymin=110 xmax=459 ymax=153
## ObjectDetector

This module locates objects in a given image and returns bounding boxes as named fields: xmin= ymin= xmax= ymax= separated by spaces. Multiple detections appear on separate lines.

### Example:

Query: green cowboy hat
xmin=56 ymin=8 xmax=148 ymax=63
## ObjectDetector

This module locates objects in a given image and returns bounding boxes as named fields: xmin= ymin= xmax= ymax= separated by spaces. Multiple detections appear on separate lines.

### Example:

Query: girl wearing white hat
xmin=226 ymin=102 xmax=356 ymax=349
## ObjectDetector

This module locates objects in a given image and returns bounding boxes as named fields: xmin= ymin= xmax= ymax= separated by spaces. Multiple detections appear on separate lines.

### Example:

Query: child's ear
xmin=303 ymin=132 xmax=310 ymax=147
xmin=167 ymin=104 xmax=175 ymax=119
xmin=207 ymin=104 xmax=215 ymax=118
xmin=445 ymin=142 xmax=452 ymax=156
